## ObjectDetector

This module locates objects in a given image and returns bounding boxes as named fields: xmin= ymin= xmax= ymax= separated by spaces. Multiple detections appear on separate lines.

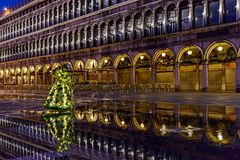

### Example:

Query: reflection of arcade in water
xmin=0 ymin=101 xmax=239 ymax=159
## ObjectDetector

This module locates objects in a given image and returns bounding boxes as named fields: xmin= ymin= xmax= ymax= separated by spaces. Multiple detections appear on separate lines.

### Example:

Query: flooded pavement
xmin=0 ymin=100 xmax=239 ymax=159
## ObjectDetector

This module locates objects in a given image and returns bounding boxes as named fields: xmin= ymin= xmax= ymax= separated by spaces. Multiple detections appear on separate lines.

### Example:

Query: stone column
xmin=174 ymin=62 xmax=180 ymax=91
xmin=57 ymin=7 xmax=60 ymax=23
xmin=114 ymin=67 xmax=118 ymax=84
xmin=85 ymin=0 xmax=87 ymax=14
xmin=72 ymin=0 xmax=75 ymax=18
xmin=236 ymin=58 xmax=240 ymax=92
xmin=163 ymin=10 xmax=167 ymax=34
xmin=195 ymin=63 xmax=200 ymax=91
xmin=67 ymin=1 xmax=70 ymax=20
xmin=202 ymin=60 xmax=208 ymax=92
xmin=237 ymin=0 xmax=240 ymax=20
xmin=97 ymin=70 xmax=101 ymax=82
xmin=152 ymin=12 xmax=156 ymax=36
xmin=175 ymin=8 xmax=179 ymax=32
xmin=130 ymin=65 xmax=135 ymax=85
xmin=98 ymin=0 xmax=102 ymax=9
xmin=221 ymin=63 xmax=226 ymax=91
xmin=66 ymin=33 xmax=70 ymax=51
xmin=122 ymin=18 xmax=126 ymax=41
xmin=219 ymin=0 xmax=224 ymax=24
xmin=189 ymin=3 xmax=193 ymax=29
xmin=90 ymin=28 xmax=94 ymax=47
xmin=35 ymin=71 xmax=38 ymax=85
xmin=42 ymin=71 xmax=45 ymax=85
xmin=151 ymin=63 xmax=156 ymax=90
xmin=203 ymin=0 xmax=208 ymax=26
xmin=97 ymin=27 xmax=101 ymax=46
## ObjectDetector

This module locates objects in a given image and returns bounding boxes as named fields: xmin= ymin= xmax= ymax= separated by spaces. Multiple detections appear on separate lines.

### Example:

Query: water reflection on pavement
xmin=0 ymin=99 xmax=239 ymax=160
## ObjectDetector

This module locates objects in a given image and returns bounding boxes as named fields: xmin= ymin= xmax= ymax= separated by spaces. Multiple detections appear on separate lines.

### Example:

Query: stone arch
xmin=153 ymin=48 xmax=175 ymax=88
xmin=52 ymin=63 xmax=61 ymax=71
xmin=153 ymin=48 xmax=175 ymax=63
xmin=85 ymin=59 xmax=98 ymax=70
xmin=177 ymin=44 xmax=204 ymax=62
xmin=177 ymin=45 xmax=204 ymax=91
xmin=164 ymin=1 xmax=176 ymax=10
xmin=74 ymin=60 xmax=85 ymax=70
xmin=204 ymin=40 xmax=238 ymax=60
xmin=205 ymin=40 xmax=237 ymax=91
xmin=74 ymin=60 xmax=85 ymax=83
xmin=99 ymin=56 xmax=114 ymax=83
xmin=133 ymin=51 xmax=151 ymax=66
xmin=114 ymin=53 xmax=132 ymax=68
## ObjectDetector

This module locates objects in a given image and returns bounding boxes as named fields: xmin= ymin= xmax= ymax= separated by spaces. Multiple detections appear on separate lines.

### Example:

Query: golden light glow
xmin=161 ymin=53 xmax=166 ymax=57
xmin=121 ymin=120 xmax=125 ymax=125
xmin=140 ymin=123 xmax=145 ymax=128
xmin=187 ymin=50 xmax=193 ymax=55
xmin=140 ymin=55 xmax=144 ymax=60
xmin=217 ymin=46 xmax=223 ymax=52
xmin=121 ymin=57 xmax=125 ymax=61
xmin=104 ymin=59 xmax=108 ymax=63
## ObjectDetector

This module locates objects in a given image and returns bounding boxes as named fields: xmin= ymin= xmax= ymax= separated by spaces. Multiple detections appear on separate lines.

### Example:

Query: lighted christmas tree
xmin=44 ymin=63 xmax=75 ymax=111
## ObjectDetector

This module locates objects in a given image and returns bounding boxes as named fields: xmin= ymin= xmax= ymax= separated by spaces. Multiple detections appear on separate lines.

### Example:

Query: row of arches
xmin=0 ymin=0 xmax=127 ymax=42
xmin=0 ymin=41 xmax=238 ymax=92
xmin=0 ymin=0 xmax=238 ymax=62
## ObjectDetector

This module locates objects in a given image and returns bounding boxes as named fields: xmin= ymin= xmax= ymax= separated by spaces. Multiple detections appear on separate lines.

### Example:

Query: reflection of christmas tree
xmin=44 ymin=113 xmax=73 ymax=152
xmin=44 ymin=64 xmax=74 ymax=110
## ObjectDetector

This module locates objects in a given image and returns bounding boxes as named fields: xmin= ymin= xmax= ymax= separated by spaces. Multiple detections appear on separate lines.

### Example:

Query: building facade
xmin=0 ymin=0 xmax=239 ymax=92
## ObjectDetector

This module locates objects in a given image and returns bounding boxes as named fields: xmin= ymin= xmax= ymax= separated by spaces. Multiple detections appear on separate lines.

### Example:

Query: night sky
xmin=0 ymin=0 xmax=23 ymax=10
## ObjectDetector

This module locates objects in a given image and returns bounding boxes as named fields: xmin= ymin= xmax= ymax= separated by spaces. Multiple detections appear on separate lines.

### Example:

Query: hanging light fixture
xmin=140 ymin=55 xmax=144 ymax=60
xmin=217 ymin=46 xmax=223 ymax=52
xmin=161 ymin=52 xmax=166 ymax=57
xmin=104 ymin=59 xmax=108 ymax=63
xmin=121 ymin=57 xmax=125 ymax=61
xmin=187 ymin=50 xmax=193 ymax=55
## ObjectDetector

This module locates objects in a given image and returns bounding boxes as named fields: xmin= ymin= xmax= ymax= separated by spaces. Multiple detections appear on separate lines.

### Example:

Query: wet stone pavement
xmin=0 ymin=93 xmax=238 ymax=159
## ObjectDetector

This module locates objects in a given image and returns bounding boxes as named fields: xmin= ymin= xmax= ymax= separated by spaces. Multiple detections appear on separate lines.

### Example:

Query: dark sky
xmin=0 ymin=0 xmax=23 ymax=10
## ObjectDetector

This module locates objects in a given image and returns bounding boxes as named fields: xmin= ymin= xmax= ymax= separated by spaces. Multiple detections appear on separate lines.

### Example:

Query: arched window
xmin=193 ymin=0 xmax=204 ymax=28
xmin=100 ymin=23 xmax=107 ymax=45
xmin=167 ymin=4 xmax=176 ymax=33
xmin=93 ymin=0 xmax=99 ymax=11
xmin=74 ymin=30 xmax=79 ymax=49
xmin=81 ymin=0 xmax=86 ymax=15
xmin=224 ymin=0 xmax=236 ymax=23
xmin=69 ymin=32 xmax=73 ymax=51
xmin=144 ymin=10 xmax=152 ymax=37
xmin=63 ymin=3 xmax=68 ymax=21
xmin=116 ymin=18 xmax=123 ymax=42
xmin=54 ymin=8 xmax=58 ymax=24
xmin=179 ymin=0 xmax=190 ymax=31
xmin=134 ymin=13 xmax=142 ymax=39
xmin=59 ymin=5 xmax=63 ymax=22
xmin=155 ymin=7 xmax=164 ymax=35
xmin=208 ymin=1 xmax=220 ymax=25
xmin=93 ymin=25 xmax=98 ymax=46
xmin=87 ymin=0 xmax=92 ymax=13
xmin=108 ymin=21 xmax=115 ymax=43
xmin=75 ymin=0 xmax=80 ymax=17
xmin=69 ymin=0 xmax=74 ymax=19
xmin=125 ymin=16 xmax=132 ymax=40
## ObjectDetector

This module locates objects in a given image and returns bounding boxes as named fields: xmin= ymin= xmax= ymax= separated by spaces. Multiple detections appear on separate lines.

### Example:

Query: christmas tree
xmin=44 ymin=63 xmax=75 ymax=111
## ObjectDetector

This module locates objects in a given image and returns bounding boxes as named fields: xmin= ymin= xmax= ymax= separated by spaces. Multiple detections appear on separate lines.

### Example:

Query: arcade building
xmin=0 ymin=0 xmax=239 ymax=92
